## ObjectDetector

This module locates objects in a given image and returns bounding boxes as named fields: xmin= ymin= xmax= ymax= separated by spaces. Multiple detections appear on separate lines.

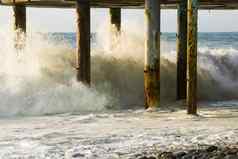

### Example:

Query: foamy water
xmin=0 ymin=22 xmax=238 ymax=158
xmin=0 ymin=107 xmax=237 ymax=159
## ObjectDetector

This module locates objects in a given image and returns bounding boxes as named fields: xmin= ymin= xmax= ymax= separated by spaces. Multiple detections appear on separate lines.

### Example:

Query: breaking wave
xmin=0 ymin=23 xmax=238 ymax=117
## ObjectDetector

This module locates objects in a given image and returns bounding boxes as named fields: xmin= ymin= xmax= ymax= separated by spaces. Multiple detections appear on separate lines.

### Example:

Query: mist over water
xmin=0 ymin=24 xmax=238 ymax=117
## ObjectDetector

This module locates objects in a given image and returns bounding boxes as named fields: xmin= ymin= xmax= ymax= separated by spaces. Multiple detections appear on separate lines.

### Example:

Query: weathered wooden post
xmin=109 ymin=8 xmax=121 ymax=32
xmin=76 ymin=0 xmax=91 ymax=85
xmin=109 ymin=8 xmax=121 ymax=49
xmin=187 ymin=0 xmax=198 ymax=114
xmin=177 ymin=0 xmax=187 ymax=100
xmin=13 ymin=5 xmax=26 ymax=50
xmin=144 ymin=0 xmax=160 ymax=110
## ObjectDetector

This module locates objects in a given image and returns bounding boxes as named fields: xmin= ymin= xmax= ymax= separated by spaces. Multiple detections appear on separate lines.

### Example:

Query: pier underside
xmin=1 ymin=0 xmax=238 ymax=9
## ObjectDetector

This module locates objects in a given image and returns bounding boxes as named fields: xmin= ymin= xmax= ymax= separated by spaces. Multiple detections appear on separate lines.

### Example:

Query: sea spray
xmin=94 ymin=24 xmax=238 ymax=103
xmin=0 ymin=24 xmax=238 ymax=116
xmin=0 ymin=29 xmax=114 ymax=117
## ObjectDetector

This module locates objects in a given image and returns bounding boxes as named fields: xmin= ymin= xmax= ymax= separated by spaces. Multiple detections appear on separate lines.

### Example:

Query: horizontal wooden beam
xmin=1 ymin=0 xmax=238 ymax=9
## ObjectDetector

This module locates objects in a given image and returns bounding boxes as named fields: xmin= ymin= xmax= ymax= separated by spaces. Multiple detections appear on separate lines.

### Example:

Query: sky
xmin=1 ymin=6 xmax=238 ymax=32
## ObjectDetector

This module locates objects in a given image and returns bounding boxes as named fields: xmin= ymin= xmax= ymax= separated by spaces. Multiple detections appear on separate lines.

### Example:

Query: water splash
xmin=0 ymin=23 xmax=238 ymax=117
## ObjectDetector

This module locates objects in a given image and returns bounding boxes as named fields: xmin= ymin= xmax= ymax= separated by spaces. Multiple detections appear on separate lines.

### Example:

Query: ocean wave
xmin=0 ymin=26 xmax=238 ymax=116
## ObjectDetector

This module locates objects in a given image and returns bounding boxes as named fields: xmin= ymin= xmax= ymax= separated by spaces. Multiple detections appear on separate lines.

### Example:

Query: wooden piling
xmin=109 ymin=8 xmax=121 ymax=48
xmin=13 ymin=5 xmax=26 ymax=49
xmin=187 ymin=0 xmax=198 ymax=114
xmin=109 ymin=8 xmax=121 ymax=32
xmin=76 ymin=0 xmax=91 ymax=85
xmin=176 ymin=0 xmax=187 ymax=100
xmin=144 ymin=0 xmax=160 ymax=109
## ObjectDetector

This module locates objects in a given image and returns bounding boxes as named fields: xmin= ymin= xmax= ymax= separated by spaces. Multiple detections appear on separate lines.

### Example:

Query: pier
xmin=1 ymin=0 xmax=238 ymax=115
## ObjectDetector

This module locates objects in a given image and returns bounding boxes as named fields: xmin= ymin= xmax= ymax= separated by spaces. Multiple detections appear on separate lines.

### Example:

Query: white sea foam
xmin=0 ymin=107 xmax=237 ymax=159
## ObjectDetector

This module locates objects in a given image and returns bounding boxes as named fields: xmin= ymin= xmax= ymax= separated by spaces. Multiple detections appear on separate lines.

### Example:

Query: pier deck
xmin=1 ymin=0 xmax=238 ymax=9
